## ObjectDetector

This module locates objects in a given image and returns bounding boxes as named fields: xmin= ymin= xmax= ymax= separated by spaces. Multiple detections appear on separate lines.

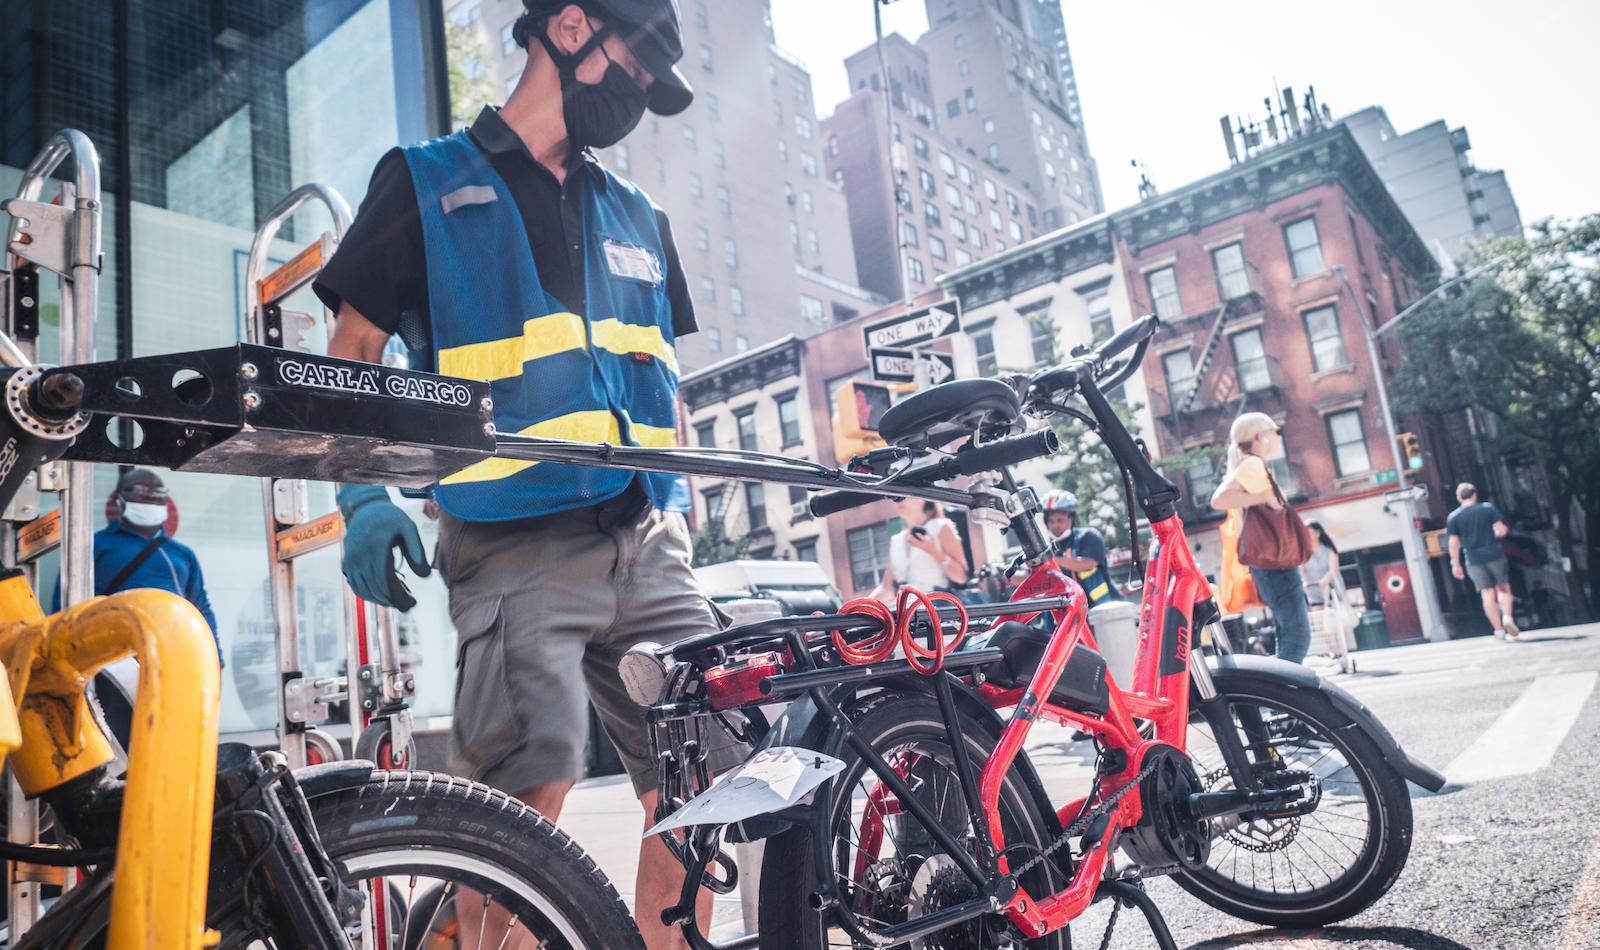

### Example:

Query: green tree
xmin=446 ymin=22 xmax=497 ymax=129
xmin=1045 ymin=397 xmax=1151 ymax=552
xmin=690 ymin=493 xmax=751 ymax=565
xmin=1389 ymin=215 xmax=1600 ymax=619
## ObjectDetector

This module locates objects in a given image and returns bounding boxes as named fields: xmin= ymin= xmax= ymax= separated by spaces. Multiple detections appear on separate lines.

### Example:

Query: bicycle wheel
xmin=309 ymin=770 xmax=645 ymax=950
xmin=1176 ymin=680 xmax=1413 ymax=928
xmin=759 ymin=692 xmax=1069 ymax=949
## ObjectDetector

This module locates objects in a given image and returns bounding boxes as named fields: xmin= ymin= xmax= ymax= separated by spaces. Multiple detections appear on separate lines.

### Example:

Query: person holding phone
xmin=869 ymin=498 xmax=970 ymax=603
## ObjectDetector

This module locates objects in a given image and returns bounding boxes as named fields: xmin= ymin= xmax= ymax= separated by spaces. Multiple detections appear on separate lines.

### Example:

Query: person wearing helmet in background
xmin=313 ymin=2 xmax=709 ymax=946
xmin=1041 ymin=489 xmax=1124 ymax=606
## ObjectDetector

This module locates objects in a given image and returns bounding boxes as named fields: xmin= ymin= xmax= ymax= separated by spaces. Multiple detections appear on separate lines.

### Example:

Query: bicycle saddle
xmin=876 ymin=378 xmax=1021 ymax=447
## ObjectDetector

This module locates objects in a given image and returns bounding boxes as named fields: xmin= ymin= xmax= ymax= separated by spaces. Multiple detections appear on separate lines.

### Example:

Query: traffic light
xmin=1397 ymin=432 xmax=1424 ymax=471
xmin=832 ymin=379 xmax=892 ymax=463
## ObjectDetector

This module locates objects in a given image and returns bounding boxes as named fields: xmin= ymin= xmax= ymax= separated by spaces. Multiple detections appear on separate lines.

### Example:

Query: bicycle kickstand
xmin=1095 ymin=879 xmax=1179 ymax=950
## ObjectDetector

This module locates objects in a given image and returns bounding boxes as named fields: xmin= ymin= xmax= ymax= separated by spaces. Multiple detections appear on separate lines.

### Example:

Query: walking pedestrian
xmin=870 ymin=498 xmax=972 ymax=602
xmin=1302 ymin=521 xmax=1345 ymax=609
xmin=1210 ymin=412 xmax=1313 ymax=663
xmin=1447 ymin=483 xmax=1519 ymax=639
xmin=314 ymin=3 xmax=709 ymax=945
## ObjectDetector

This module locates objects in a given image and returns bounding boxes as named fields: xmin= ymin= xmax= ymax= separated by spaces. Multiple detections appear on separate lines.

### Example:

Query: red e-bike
xmin=496 ymin=312 xmax=1446 ymax=948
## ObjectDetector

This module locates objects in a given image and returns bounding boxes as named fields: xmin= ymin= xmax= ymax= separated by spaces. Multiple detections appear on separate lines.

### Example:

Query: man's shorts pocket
xmin=449 ymin=594 xmax=525 ymax=780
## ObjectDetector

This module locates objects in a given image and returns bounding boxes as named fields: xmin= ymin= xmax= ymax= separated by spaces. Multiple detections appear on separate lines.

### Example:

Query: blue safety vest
xmin=402 ymin=131 xmax=687 ymax=521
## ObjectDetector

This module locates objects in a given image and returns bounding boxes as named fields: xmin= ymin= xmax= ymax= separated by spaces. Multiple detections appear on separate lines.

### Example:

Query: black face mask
xmin=537 ymin=25 xmax=648 ymax=151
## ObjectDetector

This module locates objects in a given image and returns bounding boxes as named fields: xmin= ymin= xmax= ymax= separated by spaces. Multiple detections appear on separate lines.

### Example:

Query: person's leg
xmin=1479 ymin=587 xmax=1503 ymax=634
xmin=1496 ymin=582 xmax=1519 ymax=638
xmin=1271 ymin=568 xmax=1312 ymax=663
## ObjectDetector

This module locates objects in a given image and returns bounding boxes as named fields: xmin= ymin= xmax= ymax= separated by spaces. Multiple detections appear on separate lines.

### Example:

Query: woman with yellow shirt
xmin=1210 ymin=412 xmax=1312 ymax=662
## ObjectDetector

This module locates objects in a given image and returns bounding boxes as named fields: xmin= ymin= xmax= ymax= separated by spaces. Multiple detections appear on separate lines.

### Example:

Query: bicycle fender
xmin=1203 ymin=654 xmax=1447 ymax=792
xmin=294 ymin=759 xmax=377 ymax=800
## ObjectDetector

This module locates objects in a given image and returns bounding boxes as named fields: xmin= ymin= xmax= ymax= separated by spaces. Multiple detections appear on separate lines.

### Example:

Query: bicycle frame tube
xmin=0 ymin=576 xmax=220 ymax=950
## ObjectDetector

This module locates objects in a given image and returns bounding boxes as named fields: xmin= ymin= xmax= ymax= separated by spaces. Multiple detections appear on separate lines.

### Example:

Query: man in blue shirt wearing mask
xmin=55 ymin=469 xmax=219 ymax=659
xmin=314 ymin=2 xmax=712 ymax=945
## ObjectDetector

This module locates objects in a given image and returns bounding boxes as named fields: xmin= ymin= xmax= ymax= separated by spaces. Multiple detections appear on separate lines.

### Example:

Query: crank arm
xmin=1186 ymin=786 xmax=1302 ymax=821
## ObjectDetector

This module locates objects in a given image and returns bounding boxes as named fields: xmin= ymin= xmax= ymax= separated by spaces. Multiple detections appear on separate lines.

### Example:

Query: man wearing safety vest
xmin=1042 ymin=490 xmax=1125 ymax=606
xmin=314 ymin=2 xmax=710 ymax=946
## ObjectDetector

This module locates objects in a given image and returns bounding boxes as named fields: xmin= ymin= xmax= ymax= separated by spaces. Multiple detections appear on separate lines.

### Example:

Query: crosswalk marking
xmin=1444 ymin=671 xmax=1597 ymax=785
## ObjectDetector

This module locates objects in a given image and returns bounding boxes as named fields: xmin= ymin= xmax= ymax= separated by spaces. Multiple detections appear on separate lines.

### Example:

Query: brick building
xmin=1122 ymin=123 xmax=1449 ymax=644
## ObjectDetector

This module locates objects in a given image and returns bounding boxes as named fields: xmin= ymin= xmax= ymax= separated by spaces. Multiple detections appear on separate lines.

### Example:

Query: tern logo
xmin=277 ymin=359 xmax=472 ymax=407
xmin=1160 ymin=606 xmax=1190 ymax=676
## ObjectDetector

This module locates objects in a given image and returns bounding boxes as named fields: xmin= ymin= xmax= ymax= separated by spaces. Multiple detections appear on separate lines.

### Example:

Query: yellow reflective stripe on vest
xmin=630 ymin=421 xmax=678 ymax=448
xmin=1076 ymin=567 xmax=1109 ymax=602
xmin=436 ymin=314 xmax=677 ymax=382
xmin=441 ymin=410 xmax=621 ymax=485
xmin=437 ymin=312 xmax=586 ymax=381
xmin=592 ymin=319 xmax=679 ymax=375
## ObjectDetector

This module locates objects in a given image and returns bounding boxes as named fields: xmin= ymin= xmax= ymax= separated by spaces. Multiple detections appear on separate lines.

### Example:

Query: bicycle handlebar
xmin=1027 ymin=313 xmax=1160 ymax=403
xmin=809 ymin=428 xmax=1059 ymax=517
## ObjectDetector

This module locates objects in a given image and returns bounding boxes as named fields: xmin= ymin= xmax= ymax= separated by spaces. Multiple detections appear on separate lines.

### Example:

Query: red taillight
xmin=702 ymin=652 xmax=784 ymax=710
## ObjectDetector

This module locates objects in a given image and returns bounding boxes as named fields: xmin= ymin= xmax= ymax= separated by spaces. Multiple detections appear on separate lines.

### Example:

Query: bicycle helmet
xmin=1040 ymin=489 xmax=1078 ymax=513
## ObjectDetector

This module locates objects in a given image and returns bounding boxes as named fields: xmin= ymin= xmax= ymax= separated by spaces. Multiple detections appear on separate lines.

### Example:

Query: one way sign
xmin=869 ymin=347 xmax=956 ymax=385
xmin=861 ymin=301 xmax=962 ymax=352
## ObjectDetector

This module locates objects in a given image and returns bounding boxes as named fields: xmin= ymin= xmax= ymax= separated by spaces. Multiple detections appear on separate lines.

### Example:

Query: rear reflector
xmin=703 ymin=652 xmax=784 ymax=710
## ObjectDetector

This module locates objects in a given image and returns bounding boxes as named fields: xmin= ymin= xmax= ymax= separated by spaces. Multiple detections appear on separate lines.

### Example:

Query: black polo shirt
xmin=312 ymin=106 xmax=696 ymax=360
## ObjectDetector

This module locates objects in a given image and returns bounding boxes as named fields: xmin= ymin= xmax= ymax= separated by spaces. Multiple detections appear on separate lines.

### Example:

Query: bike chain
xmin=1013 ymin=757 xmax=1160 ymax=879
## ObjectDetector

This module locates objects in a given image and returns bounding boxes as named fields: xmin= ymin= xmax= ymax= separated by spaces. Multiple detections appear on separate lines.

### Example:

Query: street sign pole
xmin=1336 ymin=267 xmax=1448 ymax=641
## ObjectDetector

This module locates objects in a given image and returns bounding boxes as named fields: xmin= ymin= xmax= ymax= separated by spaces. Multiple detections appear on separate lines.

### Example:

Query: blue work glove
xmin=337 ymin=485 xmax=431 ymax=612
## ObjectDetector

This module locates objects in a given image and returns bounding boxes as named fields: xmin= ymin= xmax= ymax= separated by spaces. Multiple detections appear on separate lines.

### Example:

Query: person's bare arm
xmin=1056 ymin=549 xmax=1097 ymax=572
xmin=327 ymin=301 xmax=392 ymax=364
xmin=1449 ymin=535 xmax=1464 ymax=579
xmin=1492 ymin=520 xmax=1508 ymax=539
xmin=1210 ymin=472 xmax=1278 ymax=512
xmin=934 ymin=523 xmax=968 ymax=585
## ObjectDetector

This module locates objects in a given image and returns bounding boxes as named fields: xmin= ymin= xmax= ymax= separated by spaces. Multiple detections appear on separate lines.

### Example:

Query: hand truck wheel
xmin=355 ymin=716 xmax=414 ymax=770
xmin=304 ymin=727 xmax=344 ymax=765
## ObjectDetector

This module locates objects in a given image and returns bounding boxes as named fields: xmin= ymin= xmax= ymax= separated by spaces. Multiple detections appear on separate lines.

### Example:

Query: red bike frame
xmin=852 ymin=513 xmax=1212 ymax=939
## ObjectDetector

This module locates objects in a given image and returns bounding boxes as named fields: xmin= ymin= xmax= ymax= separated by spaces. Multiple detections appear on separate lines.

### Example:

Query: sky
xmin=771 ymin=0 xmax=1599 ymax=226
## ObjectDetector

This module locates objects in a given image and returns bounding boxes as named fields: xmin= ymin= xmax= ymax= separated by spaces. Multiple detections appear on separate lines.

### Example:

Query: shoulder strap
xmin=105 ymin=536 xmax=169 ymax=595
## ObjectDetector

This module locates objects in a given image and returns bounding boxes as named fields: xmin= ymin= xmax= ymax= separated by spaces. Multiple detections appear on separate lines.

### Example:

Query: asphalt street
xmin=561 ymin=623 xmax=1600 ymax=949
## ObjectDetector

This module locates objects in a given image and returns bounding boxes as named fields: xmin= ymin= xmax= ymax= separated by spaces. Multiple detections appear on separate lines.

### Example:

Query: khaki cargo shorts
xmin=437 ymin=489 xmax=719 ymax=797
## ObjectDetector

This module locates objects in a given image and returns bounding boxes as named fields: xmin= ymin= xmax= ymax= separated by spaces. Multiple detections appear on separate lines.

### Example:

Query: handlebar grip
xmin=809 ymin=490 xmax=882 ymax=518
xmin=1094 ymin=313 xmax=1160 ymax=365
xmin=935 ymin=428 xmax=1060 ymax=480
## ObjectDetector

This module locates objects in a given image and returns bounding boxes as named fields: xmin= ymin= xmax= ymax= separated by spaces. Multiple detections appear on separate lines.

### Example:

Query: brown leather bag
xmin=1238 ymin=469 xmax=1315 ymax=570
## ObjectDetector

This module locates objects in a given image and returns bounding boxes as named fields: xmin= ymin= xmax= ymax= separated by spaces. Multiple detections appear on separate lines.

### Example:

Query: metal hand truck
xmin=243 ymin=186 xmax=417 ymax=771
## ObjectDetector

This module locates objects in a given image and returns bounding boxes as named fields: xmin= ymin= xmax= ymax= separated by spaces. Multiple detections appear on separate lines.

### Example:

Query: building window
xmin=1326 ymin=409 xmax=1371 ymax=476
xmin=983 ymin=178 xmax=999 ymax=202
xmin=724 ymin=238 xmax=739 ymax=268
xmin=946 ymin=99 xmax=960 ymax=118
xmin=789 ymin=221 xmax=800 ymax=247
xmin=700 ymin=275 xmax=716 ymax=302
xmin=788 ymin=483 xmax=808 ymax=508
xmin=918 ymin=169 xmax=936 ymax=195
xmin=706 ymin=92 xmax=719 ymax=122
xmin=800 ymin=295 xmax=825 ymax=324
xmin=794 ymin=115 xmax=813 ymax=139
xmin=1007 ymin=219 xmax=1023 ymax=242
xmin=900 ymin=220 xmax=919 ymax=248
xmin=1284 ymin=217 xmax=1325 ymax=277
xmin=963 ymin=194 xmax=979 ymax=215
xmin=927 ymin=234 xmax=947 ymax=261
xmin=1147 ymin=266 xmax=1181 ymax=320
xmin=913 ymin=135 xmax=929 ymax=159
xmin=693 ymin=226 xmax=709 ymax=252
xmin=694 ymin=419 xmax=716 ymax=448
xmin=500 ymin=22 xmax=516 ymax=56
xmin=950 ymin=218 xmax=967 ymax=243
xmin=777 ymin=393 xmax=802 ymax=446
xmin=905 ymin=256 xmax=926 ymax=284
xmin=955 ymin=248 xmax=972 ymax=266
xmin=801 ymin=191 xmax=814 ymax=213
xmin=800 ymin=152 xmax=817 ymax=176
xmin=707 ymin=327 xmax=722 ymax=352
xmin=1212 ymin=242 xmax=1249 ymax=299
xmin=694 ymin=2 xmax=708 ymax=28
xmin=777 ymin=139 xmax=788 ymax=161
xmin=717 ymin=186 xmax=731 ymax=216
xmin=983 ymin=116 xmax=995 ymax=135
xmin=711 ymin=140 xmax=726 ymax=168
xmin=1029 ymin=315 xmax=1056 ymax=366
xmin=1230 ymin=328 xmax=1271 ymax=391
xmin=1163 ymin=348 xmax=1196 ymax=404
xmin=987 ymin=143 xmax=1000 ymax=162
xmin=988 ymin=208 xmax=1002 ymax=231
xmin=730 ymin=286 xmax=744 ymax=316
xmin=700 ymin=44 xmax=713 ymax=72
xmin=959 ymin=60 xmax=970 ymax=75
xmin=1005 ymin=191 xmax=1021 ymax=214
xmin=1086 ymin=292 xmax=1113 ymax=343
xmin=1185 ymin=453 xmax=1219 ymax=501
xmin=925 ymin=203 xmax=942 ymax=228
xmin=736 ymin=334 xmax=749 ymax=353
xmin=688 ymin=173 xmax=703 ymax=198
xmin=807 ymin=229 xmax=819 ymax=254
xmin=971 ymin=228 xmax=984 ymax=250
xmin=448 ymin=1 xmax=481 ymax=26
xmin=964 ymin=87 xmax=976 ymax=111
xmin=954 ymin=32 xmax=965 ymax=49
xmin=1303 ymin=305 xmax=1348 ymax=371
xmin=682 ymin=126 xmax=697 ymax=149
xmin=973 ymin=328 xmax=997 ymax=376
xmin=735 ymin=408 xmax=758 ymax=450
xmin=613 ymin=143 xmax=631 ymax=173
xmin=745 ymin=482 xmax=767 ymax=530
xmin=846 ymin=522 xmax=894 ymax=590
xmin=702 ymin=486 xmax=725 ymax=523
xmin=793 ymin=537 xmax=818 ymax=563
xmin=944 ymin=183 xmax=962 ymax=207
xmin=656 ymin=157 xmax=666 ymax=183
xmin=939 ymin=151 xmax=957 ymax=176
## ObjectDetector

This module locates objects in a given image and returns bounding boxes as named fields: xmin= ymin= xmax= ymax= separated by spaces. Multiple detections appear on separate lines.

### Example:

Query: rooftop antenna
xmin=1282 ymin=85 xmax=1302 ymax=136
xmin=1264 ymin=97 xmax=1280 ymax=142
xmin=1220 ymin=115 xmax=1240 ymax=164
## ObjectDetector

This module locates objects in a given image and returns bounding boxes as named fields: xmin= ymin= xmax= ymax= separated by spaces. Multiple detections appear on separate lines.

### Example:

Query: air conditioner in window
xmin=790 ymin=501 xmax=812 ymax=520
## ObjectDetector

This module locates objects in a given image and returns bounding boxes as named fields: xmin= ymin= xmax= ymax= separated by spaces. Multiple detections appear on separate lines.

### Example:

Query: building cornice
xmin=680 ymin=336 xmax=806 ymax=413
xmin=939 ymin=218 xmax=1115 ymax=310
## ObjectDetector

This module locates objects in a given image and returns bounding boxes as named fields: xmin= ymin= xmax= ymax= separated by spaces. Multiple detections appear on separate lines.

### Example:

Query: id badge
xmin=603 ymin=238 xmax=663 ymax=286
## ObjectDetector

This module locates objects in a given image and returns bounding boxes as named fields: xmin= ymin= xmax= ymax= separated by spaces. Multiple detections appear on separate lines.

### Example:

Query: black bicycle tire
xmin=1174 ymin=681 xmax=1413 ymax=928
xmin=757 ymin=692 xmax=1070 ymax=949
xmin=308 ymin=770 xmax=645 ymax=949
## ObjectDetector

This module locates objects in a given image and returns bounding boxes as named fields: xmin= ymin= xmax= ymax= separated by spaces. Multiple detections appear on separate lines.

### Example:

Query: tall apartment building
xmin=822 ymin=34 xmax=1047 ymax=300
xmin=921 ymin=0 xmax=1102 ymax=227
xmin=443 ymin=0 xmax=880 ymax=371
xmin=1340 ymin=106 xmax=1522 ymax=267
